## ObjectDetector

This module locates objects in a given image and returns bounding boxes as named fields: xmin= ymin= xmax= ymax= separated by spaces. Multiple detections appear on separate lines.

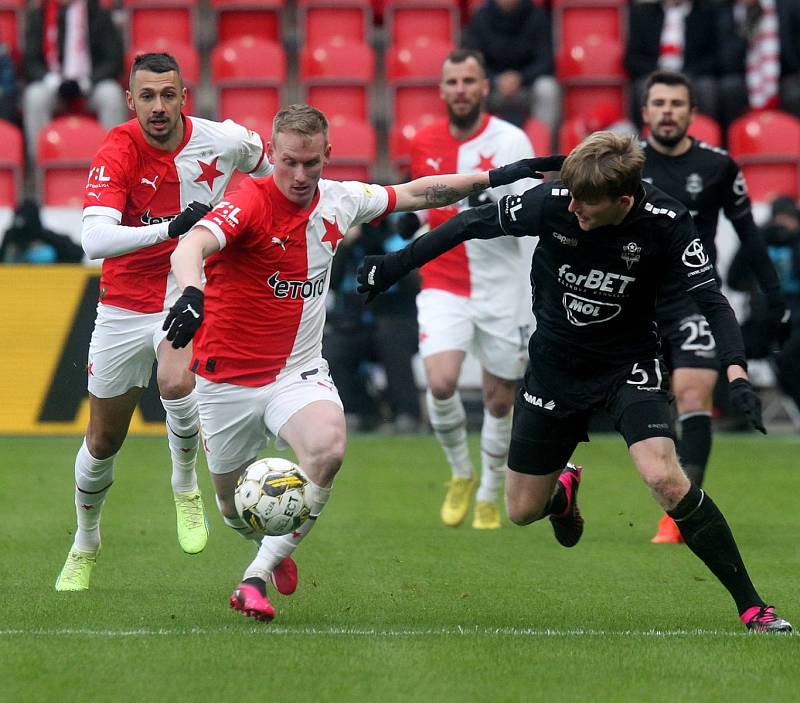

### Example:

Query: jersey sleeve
xmin=198 ymin=180 xmax=266 ymax=250
xmin=83 ymin=132 xmax=132 ymax=219
xmin=665 ymin=211 xmax=717 ymax=293
xmin=224 ymin=119 xmax=272 ymax=177
xmin=496 ymin=183 xmax=547 ymax=237
xmin=344 ymin=181 xmax=397 ymax=226
xmin=720 ymin=156 xmax=752 ymax=222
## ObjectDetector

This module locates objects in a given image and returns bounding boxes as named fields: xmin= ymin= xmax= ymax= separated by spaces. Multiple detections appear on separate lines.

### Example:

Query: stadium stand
xmin=37 ymin=116 xmax=107 ymax=208
xmin=300 ymin=39 xmax=374 ymax=123
xmin=384 ymin=0 xmax=459 ymax=47
xmin=297 ymin=0 xmax=372 ymax=47
xmin=210 ymin=36 xmax=286 ymax=124
xmin=728 ymin=110 xmax=800 ymax=202
xmin=0 ymin=118 xmax=21 ymax=207
xmin=325 ymin=114 xmax=377 ymax=181
xmin=0 ymin=0 xmax=21 ymax=55
xmin=124 ymin=0 xmax=197 ymax=48
xmin=552 ymin=0 xmax=625 ymax=50
xmin=212 ymin=0 xmax=283 ymax=43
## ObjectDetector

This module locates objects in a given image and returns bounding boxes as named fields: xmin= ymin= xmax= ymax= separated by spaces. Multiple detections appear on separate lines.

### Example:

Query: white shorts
xmin=87 ymin=304 xmax=167 ymax=398
xmin=195 ymin=358 xmax=343 ymax=475
xmin=416 ymin=289 xmax=529 ymax=380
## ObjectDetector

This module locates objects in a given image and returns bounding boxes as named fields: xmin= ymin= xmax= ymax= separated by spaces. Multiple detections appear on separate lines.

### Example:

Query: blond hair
xmin=272 ymin=104 xmax=329 ymax=144
xmin=561 ymin=131 xmax=644 ymax=201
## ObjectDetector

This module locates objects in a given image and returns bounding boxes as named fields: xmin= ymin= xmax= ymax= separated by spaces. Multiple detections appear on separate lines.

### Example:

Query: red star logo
xmin=87 ymin=362 xmax=94 ymax=376
xmin=475 ymin=152 xmax=496 ymax=171
xmin=194 ymin=156 xmax=224 ymax=190
xmin=321 ymin=216 xmax=343 ymax=253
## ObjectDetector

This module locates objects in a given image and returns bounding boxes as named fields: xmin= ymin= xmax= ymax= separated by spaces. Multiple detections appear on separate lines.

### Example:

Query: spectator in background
xmin=0 ymin=42 xmax=18 ymax=125
xmin=625 ymin=0 xmax=744 ymax=128
xmin=324 ymin=219 xmax=422 ymax=434
xmin=22 ymin=0 xmax=128 ymax=159
xmin=720 ymin=0 xmax=800 ymax=119
xmin=729 ymin=195 xmax=800 ymax=409
xmin=463 ymin=0 xmax=559 ymax=133
xmin=0 ymin=199 xmax=83 ymax=263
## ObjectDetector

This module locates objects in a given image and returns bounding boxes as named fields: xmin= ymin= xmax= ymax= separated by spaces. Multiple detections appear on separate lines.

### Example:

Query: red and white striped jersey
xmin=410 ymin=114 xmax=537 ymax=302
xmin=192 ymin=176 xmax=397 ymax=387
xmin=83 ymin=115 xmax=271 ymax=314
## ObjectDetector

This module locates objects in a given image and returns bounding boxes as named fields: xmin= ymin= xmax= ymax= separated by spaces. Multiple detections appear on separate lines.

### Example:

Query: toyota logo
xmin=682 ymin=238 xmax=709 ymax=268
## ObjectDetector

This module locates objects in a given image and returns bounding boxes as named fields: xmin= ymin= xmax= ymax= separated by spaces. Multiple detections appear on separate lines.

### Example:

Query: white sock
xmin=243 ymin=481 xmax=332 ymax=581
xmin=476 ymin=409 xmax=511 ymax=503
xmin=73 ymin=439 xmax=115 ymax=552
xmin=161 ymin=392 xmax=200 ymax=494
xmin=426 ymin=389 xmax=473 ymax=479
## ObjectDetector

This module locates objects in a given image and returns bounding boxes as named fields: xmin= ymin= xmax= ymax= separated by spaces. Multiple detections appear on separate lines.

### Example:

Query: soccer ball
xmin=234 ymin=457 xmax=311 ymax=537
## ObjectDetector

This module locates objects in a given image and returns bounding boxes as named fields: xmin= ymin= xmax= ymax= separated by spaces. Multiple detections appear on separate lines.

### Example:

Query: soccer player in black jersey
xmin=641 ymin=71 xmax=789 ymax=544
xmin=357 ymin=132 xmax=792 ymax=632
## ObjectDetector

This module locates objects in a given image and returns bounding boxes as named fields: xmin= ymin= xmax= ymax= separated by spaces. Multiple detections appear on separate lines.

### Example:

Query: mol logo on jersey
xmin=563 ymin=293 xmax=622 ymax=326
xmin=558 ymin=265 xmax=635 ymax=295
xmin=267 ymin=271 xmax=326 ymax=299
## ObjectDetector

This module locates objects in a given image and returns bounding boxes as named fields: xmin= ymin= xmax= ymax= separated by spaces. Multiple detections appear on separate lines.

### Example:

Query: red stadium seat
xmin=211 ymin=37 xmax=286 ymax=124
xmin=688 ymin=112 xmax=722 ymax=147
xmin=388 ymin=87 xmax=444 ymax=170
xmin=557 ymin=115 xmax=588 ymax=153
xmin=0 ymin=0 xmax=23 ymax=54
xmin=728 ymin=110 xmax=800 ymax=201
xmin=556 ymin=34 xmax=626 ymax=121
xmin=300 ymin=39 xmax=374 ymax=121
xmin=386 ymin=38 xmax=452 ymax=82
xmin=124 ymin=0 xmax=197 ymax=47
xmin=522 ymin=117 xmax=552 ymax=156
xmin=37 ymin=116 xmax=107 ymax=207
xmin=0 ymin=119 xmax=22 ymax=206
xmin=212 ymin=0 xmax=283 ymax=43
xmin=127 ymin=41 xmax=199 ymax=114
xmin=385 ymin=0 xmax=459 ymax=47
xmin=553 ymin=0 xmax=625 ymax=49
xmin=297 ymin=0 xmax=372 ymax=47
xmin=326 ymin=116 xmax=376 ymax=182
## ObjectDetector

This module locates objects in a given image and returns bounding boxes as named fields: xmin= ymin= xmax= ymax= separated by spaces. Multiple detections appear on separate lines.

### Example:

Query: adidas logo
xmin=523 ymin=391 xmax=555 ymax=410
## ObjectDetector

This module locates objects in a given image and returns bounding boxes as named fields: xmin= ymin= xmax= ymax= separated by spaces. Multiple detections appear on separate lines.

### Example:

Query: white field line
xmin=0 ymin=626 xmax=792 ymax=638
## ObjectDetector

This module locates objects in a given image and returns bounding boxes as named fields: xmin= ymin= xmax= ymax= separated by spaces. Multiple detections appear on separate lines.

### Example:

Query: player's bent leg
xmin=473 ymin=371 xmax=515 ymax=529
xmin=157 ymin=341 xmax=208 ymax=553
xmin=504 ymin=469 xmax=560 ymax=525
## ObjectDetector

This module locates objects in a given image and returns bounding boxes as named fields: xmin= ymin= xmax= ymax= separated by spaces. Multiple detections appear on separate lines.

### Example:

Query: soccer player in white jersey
xmin=403 ymin=49 xmax=539 ymax=529
xmin=164 ymin=104 xmax=550 ymax=621
xmin=55 ymin=52 xmax=273 ymax=592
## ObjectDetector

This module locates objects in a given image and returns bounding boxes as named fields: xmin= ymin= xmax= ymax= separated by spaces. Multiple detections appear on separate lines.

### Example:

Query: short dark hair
xmin=444 ymin=48 xmax=487 ymax=74
xmin=643 ymin=70 xmax=696 ymax=108
xmin=129 ymin=53 xmax=182 ymax=87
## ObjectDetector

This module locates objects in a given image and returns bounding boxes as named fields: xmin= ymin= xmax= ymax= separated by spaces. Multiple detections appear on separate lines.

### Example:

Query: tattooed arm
xmin=392 ymin=173 xmax=490 ymax=211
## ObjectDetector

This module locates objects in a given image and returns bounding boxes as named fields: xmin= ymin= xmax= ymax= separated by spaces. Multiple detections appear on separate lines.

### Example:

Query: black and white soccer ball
xmin=234 ymin=458 xmax=311 ymax=537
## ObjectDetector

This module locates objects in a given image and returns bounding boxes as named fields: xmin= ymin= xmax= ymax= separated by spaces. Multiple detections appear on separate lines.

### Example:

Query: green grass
xmin=1 ymin=433 xmax=799 ymax=702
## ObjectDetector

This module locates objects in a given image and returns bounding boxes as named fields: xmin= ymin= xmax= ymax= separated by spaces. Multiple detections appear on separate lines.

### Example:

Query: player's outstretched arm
xmin=164 ymin=225 xmax=221 ymax=348
xmin=392 ymin=155 xmax=565 ymax=212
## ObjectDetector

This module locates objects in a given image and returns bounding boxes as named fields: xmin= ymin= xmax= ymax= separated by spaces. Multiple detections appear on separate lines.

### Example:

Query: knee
xmin=157 ymin=369 xmax=194 ymax=399
xmin=85 ymin=425 xmax=125 ymax=459
xmin=303 ymin=430 xmax=346 ymax=486
xmin=676 ymin=387 xmax=711 ymax=414
xmin=505 ymin=493 xmax=548 ymax=526
xmin=427 ymin=374 xmax=458 ymax=400
xmin=484 ymin=394 xmax=513 ymax=418
xmin=642 ymin=459 xmax=690 ymax=507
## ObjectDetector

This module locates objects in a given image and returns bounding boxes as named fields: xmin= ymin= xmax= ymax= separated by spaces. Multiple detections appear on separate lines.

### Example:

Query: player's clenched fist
xmin=356 ymin=251 xmax=414 ymax=303
xmin=163 ymin=286 xmax=204 ymax=348
xmin=168 ymin=201 xmax=212 ymax=238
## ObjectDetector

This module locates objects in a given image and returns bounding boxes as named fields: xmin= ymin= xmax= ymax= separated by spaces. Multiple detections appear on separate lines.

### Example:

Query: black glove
xmin=163 ymin=286 xmax=204 ymax=348
xmin=488 ymin=155 xmax=567 ymax=187
xmin=766 ymin=301 xmax=791 ymax=349
xmin=168 ymin=201 xmax=212 ymax=238
xmin=395 ymin=212 xmax=422 ymax=240
xmin=58 ymin=79 xmax=83 ymax=101
xmin=357 ymin=251 xmax=413 ymax=303
xmin=728 ymin=378 xmax=766 ymax=434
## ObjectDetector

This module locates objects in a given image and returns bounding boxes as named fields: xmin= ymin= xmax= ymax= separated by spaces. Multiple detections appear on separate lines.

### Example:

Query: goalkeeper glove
xmin=728 ymin=378 xmax=766 ymax=434
xmin=357 ymin=250 xmax=414 ymax=303
xmin=163 ymin=286 xmax=204 ymax=348
xmin=168 ymin=201 xmax=212 ymax=238
xmin=488 ymin=155 xmax=566 ymax=187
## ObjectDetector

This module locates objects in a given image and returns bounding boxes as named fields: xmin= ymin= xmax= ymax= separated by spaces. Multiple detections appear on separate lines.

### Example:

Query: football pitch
xmin=2 ymin=433 xmax=798 ymax=702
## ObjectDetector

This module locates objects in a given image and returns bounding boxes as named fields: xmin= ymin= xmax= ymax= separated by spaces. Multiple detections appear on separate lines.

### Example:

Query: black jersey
xmin=400 ymin=180 xmax=747 ymax=370
xmin=642 ymin=138 xmax=761 ymax=320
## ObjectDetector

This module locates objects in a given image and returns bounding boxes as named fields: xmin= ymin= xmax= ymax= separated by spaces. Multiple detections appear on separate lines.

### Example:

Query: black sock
xmin=243 ymin=577 xmax=267 ymax=596
xmin=677 ymin=414 xmax=712 ymax=487
xmin=668 ymin=484 xmax=764 ymax=615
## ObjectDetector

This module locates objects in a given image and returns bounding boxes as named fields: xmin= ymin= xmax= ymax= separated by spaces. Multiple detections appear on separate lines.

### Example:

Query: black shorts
xmin=659 ymin=314 xmax=720 ymax=372
xmin=508 ymin=354 xmax=676 ymax=475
